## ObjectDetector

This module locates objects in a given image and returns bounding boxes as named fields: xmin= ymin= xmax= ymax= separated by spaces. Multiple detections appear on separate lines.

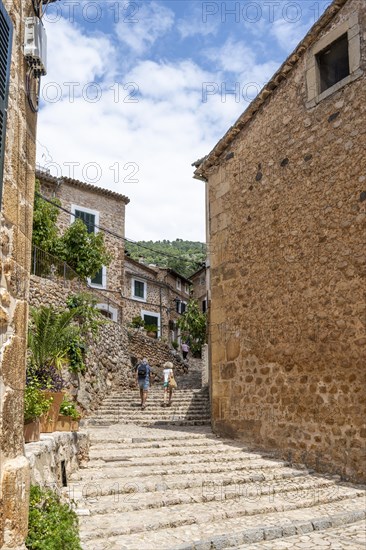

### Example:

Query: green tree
xmin=32 ymin=180 xmax=64 ymax=256
xmin=28 ymin=306 xmax=80 ymax=373
xmin=61 ymin=219 xmax=112 ymax=280
xmin=177 ymin=299 xmax=207 ymax=356
xmin=32 ymin=182 xmax=112 ymax=280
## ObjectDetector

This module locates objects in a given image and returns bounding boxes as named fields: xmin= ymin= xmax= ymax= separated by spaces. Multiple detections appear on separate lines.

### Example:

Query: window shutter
xmin=0 ymin=1 xmax=13 ymax=207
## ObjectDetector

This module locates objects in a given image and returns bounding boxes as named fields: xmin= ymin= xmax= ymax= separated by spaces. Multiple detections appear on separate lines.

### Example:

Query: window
xmin=89 ymin=266 xmax=106 ymax=289
xmin=132 ymin=278 xmax=146 ymax=301
xmin=184 ymin=283 xmax=190 ymax=294
xmin=0 ymin=2 xmax=13 ymax=206
xmin=95 ymin=304 xmax=118 ymax=322
xmin=202 ymin=299 xmax=207 ymax=313
xmin=317 ymin=33 xmax=349 ymax=93
xmin=141 ymin=310 xmax=160 ymax=336
xmin=306 ymin=14 xmax=362 ymax=107
xmin=176 ymin=278 xmax=181 ymax=290
xmin=176 ymin=300 xmax=186 ymax=314
xmin=74 ymin=209 xmax=96 ymax=233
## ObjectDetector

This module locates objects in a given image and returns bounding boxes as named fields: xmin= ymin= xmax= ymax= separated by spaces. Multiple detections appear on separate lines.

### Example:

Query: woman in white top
xmin=162 ymin=361 xmax=174 ymax=407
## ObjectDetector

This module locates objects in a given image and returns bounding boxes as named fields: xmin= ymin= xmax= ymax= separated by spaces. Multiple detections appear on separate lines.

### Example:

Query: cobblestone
xmin=71 ymin=380 xmax=366 ymax=549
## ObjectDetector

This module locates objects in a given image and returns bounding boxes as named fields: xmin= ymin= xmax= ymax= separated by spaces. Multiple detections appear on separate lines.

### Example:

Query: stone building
xmin=123 ymin=256 xmax=191 ymax=344
xmin=194 ymin=0 xmax=366 ymax=482
xmin=36 ymin=168 xmax=130 ymax=319
xmin=0 ymin=0 xmax=40 ymax=546
xmin=190 ymin=265 xmax=207 ymax=313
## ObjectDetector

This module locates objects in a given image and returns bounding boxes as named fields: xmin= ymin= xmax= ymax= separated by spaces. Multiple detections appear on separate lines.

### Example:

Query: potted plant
xmin=144 ymin=324 xmax=158 ymax=338
xmin=27 ymin=306 xmax=80 ymax=432
xmin=130 ymin=315 xmax=145 ymax=330
xmin=24 ymin=385 xmax=53 ymax=443
xmin=56 ymin=396 xmax=81 ymax=432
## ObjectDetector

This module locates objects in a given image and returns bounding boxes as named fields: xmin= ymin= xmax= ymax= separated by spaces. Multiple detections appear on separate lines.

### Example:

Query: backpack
xmin=137 ymin=363 xmax=147 ymax=377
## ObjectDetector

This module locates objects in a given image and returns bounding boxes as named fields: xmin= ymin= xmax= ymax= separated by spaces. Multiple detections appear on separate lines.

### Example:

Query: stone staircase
xmin=70 ymin=378 xmax=366 ymax=549
xmin=84 ymin=387 xmax=211 ymax=427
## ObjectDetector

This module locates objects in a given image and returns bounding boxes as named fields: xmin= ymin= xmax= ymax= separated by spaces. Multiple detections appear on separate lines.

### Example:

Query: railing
xmin=31 ymin=245 xmax=123 ymax=323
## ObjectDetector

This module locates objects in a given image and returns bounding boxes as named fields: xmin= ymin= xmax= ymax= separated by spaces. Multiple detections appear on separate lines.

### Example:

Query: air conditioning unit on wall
xmin=24 ymin=17 xmax=47 ymax=75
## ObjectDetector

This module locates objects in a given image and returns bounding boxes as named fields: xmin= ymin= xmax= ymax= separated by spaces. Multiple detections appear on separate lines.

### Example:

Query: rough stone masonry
xmin=0 ymin=0 xmax=39 ymax=547
xmin=195 ymin=0 xmax=366 ymax=483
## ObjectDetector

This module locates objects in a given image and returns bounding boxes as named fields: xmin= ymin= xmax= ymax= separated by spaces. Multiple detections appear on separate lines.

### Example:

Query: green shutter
xmin=0 ymin=0 xmax=13 ymax=207
xmin=75 ymin=209 xmax=96 ymax=233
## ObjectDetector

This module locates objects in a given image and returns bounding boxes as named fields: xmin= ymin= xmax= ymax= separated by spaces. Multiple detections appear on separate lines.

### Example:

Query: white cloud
xmin=178 ymin=5 xmax=219 ymax=39
xmin=115 ymin=1 xmax=174 ymax=55
xmin=37 ymin=10 xmax=289 ymax=242
xmin=270 ymin=18 xmax=312 ymax=52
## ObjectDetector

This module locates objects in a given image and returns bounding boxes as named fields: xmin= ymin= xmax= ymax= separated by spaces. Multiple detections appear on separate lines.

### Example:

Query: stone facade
xmin=127 ymin=328 xmax=185 ymax=376
xmin=195 ymin=0 xmax=366 ymax=482
xmin=0 ymin=1 xmax=38 ymax=547
xmin=190 ymin=266 xmax=207 ymax=313
xmin=29 ymin=275 xmax=134 ymax=411
xmin=123 ymin=257 xmax=192 ymax=344
xmin=36 ymin=169 xmax=129 ymax=312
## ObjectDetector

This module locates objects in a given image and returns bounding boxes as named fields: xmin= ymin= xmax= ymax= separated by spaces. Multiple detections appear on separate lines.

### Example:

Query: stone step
xmin=88 ymin=415 xmax=211 ymax=424
xmin=243 ymin=518 xmax=366 ymax=549
xmin=87 ymin=431 xmax=217 ymax=445
xmin=88 ymin=437 xmax=248 ymax=451
xmin=86 ymin=418 xmax=211 ymax=427
xmin=78 ymin=492 xmax=366 ymax=545
xmin=69 ymin=464 xmax=309 ymax=495
xmin=98 ymin=399 xmax=208 ymax=411
xmin=68 ymin=476 xmax=337 ymax=516
xmin=87 ymin=444 xmax=269 ymax=460
xmin=73 ymin=457 xmax=295 ymax=479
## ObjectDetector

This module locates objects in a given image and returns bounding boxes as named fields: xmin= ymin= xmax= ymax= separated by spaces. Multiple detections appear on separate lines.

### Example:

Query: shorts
xmin=138 ymin=378 xmax=149 ymax=390
xmin=163 ymin=382 xmax=169 ymax=388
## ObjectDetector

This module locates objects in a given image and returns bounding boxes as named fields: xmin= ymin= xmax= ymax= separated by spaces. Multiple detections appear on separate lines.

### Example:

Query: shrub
xmin=24 ymin=385 xmax=52 ymax=423
xmin=59 ymin=397 xmax=80 ymax=421
xmin=26 ymin=485 xmax=82 ymax=549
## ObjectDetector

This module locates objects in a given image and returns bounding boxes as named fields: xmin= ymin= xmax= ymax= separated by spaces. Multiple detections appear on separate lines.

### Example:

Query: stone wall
xmin=203 ymin=0 xmax=366 ymax=482
xmin=0 ymin=1 xmax=38 ymax=547
xmin=25 ymin=432 xmax=89 ymax=489
xmin=37 ymin=174 xmax=128 ymax=302
xmin=127 ymin=329 xmax=184 ymax=376
xmin=29 ymin=275 xmax=134 ymax=412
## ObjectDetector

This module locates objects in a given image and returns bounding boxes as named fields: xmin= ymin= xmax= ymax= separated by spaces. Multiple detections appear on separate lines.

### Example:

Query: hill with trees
xmin=125 ymin=239 xmax=206 ymax=278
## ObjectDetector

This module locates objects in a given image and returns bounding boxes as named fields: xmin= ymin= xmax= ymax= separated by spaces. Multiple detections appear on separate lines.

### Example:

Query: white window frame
xmin=88 ymin=266 xmax=107 ymax=289
xmin=141 ymin=309 xmax=161 ymax=337
xmin=95 ymin=303 xmax=118 ymax=322
xmin=132 ymin=278 xmax=147 ymax=302
xmin=306 ymin=13 xmax=362 ymax=108
xmin=184 ymin=283 xmax=190 ymax=294
xmin=71 ymin=204 xmax=107 ymax=289
xmin=70 ymin=204 xmax=100 ymax=232
xmin=176 ymin=278 xmax=181 ymax=290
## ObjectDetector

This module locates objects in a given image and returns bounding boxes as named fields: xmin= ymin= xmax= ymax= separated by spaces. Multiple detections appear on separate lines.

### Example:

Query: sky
xmin=36 ymin=0 xmax=332 ymax=242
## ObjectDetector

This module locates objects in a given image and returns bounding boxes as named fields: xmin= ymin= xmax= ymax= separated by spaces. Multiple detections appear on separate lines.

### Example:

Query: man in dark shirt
xmin=135 ymin=358 xmax=151 ymax=410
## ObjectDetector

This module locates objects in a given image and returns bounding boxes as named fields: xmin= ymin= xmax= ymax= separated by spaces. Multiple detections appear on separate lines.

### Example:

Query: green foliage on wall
xmin=32 ymin=182 xmax=111 ymax=280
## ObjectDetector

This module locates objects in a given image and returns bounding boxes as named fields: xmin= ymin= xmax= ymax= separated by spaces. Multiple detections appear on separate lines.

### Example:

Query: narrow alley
xmin=68 ymin=361 xmax=366 ymax=550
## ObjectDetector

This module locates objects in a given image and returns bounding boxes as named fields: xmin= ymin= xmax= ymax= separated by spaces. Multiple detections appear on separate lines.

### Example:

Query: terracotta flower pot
xmin=24 ymin=418 xmax=40 ymax=443
xmin=56 ymin=415 xmax=79 ymax=432
xmin=40 ymin=391 xmax=64 ymax=433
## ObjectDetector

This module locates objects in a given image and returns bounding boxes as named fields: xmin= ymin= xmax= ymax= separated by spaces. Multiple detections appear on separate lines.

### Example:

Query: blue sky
xmin=36 ymin=0 xmax=332 ymax=241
